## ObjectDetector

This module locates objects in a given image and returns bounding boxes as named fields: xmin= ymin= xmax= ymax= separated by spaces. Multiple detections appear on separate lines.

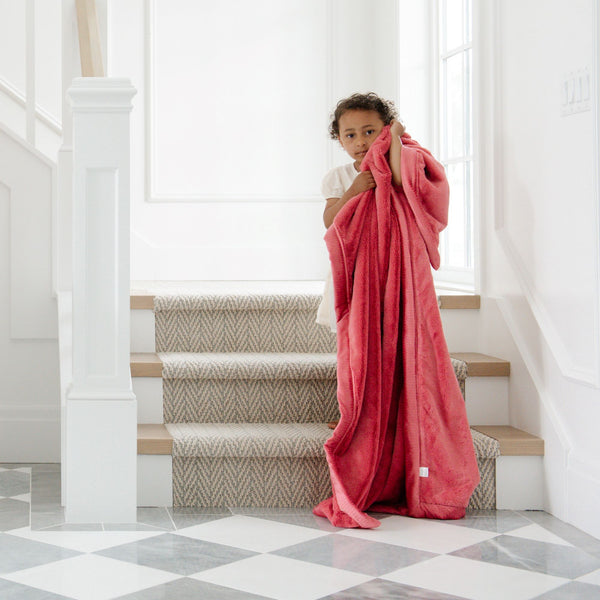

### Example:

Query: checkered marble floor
xmin=1 ymin=465 xmax=600 ymax=599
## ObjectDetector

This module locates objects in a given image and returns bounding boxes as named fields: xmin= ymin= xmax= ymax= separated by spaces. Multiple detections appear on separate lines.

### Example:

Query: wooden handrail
xmin=75 ymin=0 xmax=104 ymax=77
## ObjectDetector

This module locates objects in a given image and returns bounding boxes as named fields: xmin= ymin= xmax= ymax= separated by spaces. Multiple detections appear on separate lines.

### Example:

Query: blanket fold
xmin=314 ymin=126 xmax=479 ymax=529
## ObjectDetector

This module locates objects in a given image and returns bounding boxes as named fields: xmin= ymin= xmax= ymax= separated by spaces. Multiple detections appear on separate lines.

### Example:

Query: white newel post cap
xmin=67 ymin=77 xmax=137 ymax=112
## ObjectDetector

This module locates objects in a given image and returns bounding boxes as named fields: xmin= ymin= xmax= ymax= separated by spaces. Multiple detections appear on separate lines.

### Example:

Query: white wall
xmin=478 ymin=0 xmax=600 ymax=538
xmin=108 ymin=0 xmax=399 ymax=281
xmin=0 ymin=126 xmax=60 ymax=462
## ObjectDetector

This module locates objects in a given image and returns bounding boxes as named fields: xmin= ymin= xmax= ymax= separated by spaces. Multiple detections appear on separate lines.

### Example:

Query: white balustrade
xmin=64 ymin=77 xmax=137 ymax=523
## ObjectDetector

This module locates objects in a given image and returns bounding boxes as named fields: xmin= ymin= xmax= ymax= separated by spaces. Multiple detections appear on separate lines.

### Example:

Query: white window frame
xmin=432 ymin=0 xmax=479 ymax=292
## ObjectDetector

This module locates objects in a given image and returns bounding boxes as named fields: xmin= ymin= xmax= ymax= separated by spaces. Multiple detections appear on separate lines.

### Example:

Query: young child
xmin=314 ymin=92 xmax=480 ymax=528
xmin=316 ymin=92 xmax=405 ymax=331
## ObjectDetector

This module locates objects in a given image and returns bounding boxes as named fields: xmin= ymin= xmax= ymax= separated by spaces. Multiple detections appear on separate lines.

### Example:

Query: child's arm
xmin=389 ymin=119 xmax=406 ymax=188
xmin=323 ymin=172 xmax=375 ymax=228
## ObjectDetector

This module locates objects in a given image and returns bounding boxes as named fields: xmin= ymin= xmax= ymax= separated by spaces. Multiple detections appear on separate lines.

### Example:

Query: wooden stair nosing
xmin=471 ymin=425 xmax=544 ymax=456
xmin=137 ymin=424 xmax=173 ymax=455
xmin=130 ymin=292 xmax=480 ymax=311
xmin=131 ymin=353 xmax=163 ymax=377
xmin=449 ymin=352 xmax=511 ymax=377
xmin=130 ymin=351 xmax=509 ymax=379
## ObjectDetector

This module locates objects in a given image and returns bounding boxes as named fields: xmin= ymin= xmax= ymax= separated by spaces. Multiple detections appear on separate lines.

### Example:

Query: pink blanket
xmin=314 ymin=126 xmax=480 ymax=529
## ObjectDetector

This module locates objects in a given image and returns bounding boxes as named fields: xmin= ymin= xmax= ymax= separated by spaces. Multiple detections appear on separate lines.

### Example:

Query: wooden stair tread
xmin=130 ymin=291 xmax=480 ymax=311
xmin=450 ymin=352 xmax=510 ymax=377
xmin=471 ymin=425 xmax=544 ymax=456
xmin=130 ymin=292 xmax=154 ymax=310
xmin=131 ymin=353 xmax=163 ymax=377
xmin=130 ymin=352 xmax=508 ymax=379
xmin=138 ymin=424 xmax=173 ymax=455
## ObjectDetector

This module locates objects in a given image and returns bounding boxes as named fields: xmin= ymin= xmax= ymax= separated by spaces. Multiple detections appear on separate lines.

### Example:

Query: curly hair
xmin=329 ymin=92 xmax=398 ymax=139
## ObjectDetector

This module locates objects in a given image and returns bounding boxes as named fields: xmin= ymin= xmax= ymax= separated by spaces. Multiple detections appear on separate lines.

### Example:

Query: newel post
xmin=65 ymin=78 xmax=137 ymax=523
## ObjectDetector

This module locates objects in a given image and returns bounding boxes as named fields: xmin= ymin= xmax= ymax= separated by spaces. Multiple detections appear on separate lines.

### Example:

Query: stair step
xmin=137 ymin=423 xmax=502 ymax=508
xmin=160 ymin=352 xmax=337 ymax=380
xmin=470 ymin=425 xmax=544 ymax=456
xmin=131 ymin=290 xmax=481 ymax=311
xmin=450 ymin=352 xmax=511 ymax=377
xmin=131 ymin=353 xmax=162 ymax=377
xmin=137 ymin=424 xmax=172 ymax=455
xmin=130 ymin=352 xmax=504 ymax=380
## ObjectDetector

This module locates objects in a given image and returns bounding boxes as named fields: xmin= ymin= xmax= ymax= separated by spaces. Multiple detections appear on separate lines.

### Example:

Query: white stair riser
xmin=465 ymin=378 xmax=509 ymax=425
xmin=441 ymin=310 xmax=481 ymax=351
xmin=133 ymin=377 xmax=163 ymax=424
xmin=131 ymin=309 xmax=155 ymax=353
xmin=496 ymin=455 xmax=544 ymax=510
xmin=137 ymin=455 xmax=172 ymax=507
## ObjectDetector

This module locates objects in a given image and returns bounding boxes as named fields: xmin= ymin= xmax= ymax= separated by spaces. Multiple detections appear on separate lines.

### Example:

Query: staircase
xmin=131 ymin=282 xmax=544 ymax=512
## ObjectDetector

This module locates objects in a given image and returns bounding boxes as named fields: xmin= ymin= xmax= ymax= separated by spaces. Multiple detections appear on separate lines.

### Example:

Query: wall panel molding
xmin=0 ymin=123 xmax=57 ymax=340
xmin=143 ymin=0 xmax=334 ymax=204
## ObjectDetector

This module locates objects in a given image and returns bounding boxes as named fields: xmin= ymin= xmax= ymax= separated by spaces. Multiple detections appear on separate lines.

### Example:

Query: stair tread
xmin=131 ymin=353 xmax=163 ymax=377
xmin=449 ymin=352 xmax=511 ymax=377
xmin=159 ymin=351 xmax=337 ymax=380
xmin=137 ymin=424 xmax=173 ymax=455
xmin=140 ymin=423 xmax=503 ymax=460
xmin=131 ymin=287 xmax=480 ymax=311
xmin=471 ymin=425 xmax=544 ymax=456
xmin=131 ymin=352 xmax=494 ymax=381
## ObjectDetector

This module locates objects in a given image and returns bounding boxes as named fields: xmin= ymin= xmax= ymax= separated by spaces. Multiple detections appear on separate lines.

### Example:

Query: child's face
xmin=337 ymin=109 xmax=385 ymax=166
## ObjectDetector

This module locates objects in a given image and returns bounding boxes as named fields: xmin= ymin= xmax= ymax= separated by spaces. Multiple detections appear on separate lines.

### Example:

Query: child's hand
xmin=349 ymin=171 xmax=376 ymax=196
xmin=390 ymin=119 xmax=406 ymax=138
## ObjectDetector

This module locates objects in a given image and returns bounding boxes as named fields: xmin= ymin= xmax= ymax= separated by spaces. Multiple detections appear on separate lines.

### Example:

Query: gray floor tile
xmin=0 ymin=578 xmax=72 ymax=599
xmin=0 ymin=499 xmax=30 ymax=531
xmin=30 ymin=507 xmax=65 ymax=531
xmin=320 ymin=578 xmax=469 ymax=599
xmin=96 ymin=532 xmax=256 ymax=576
xmin=256 ymin=512 xmax=341 ymax=532
xmin=0 ymin=470 xmax=30 ymax=497
xmin=113 ymin=577 xmax=272 ymax=600
xmin=444 ymin=509 xmax=531 ymax=533
xmin=531 ymin=581 xmax=600 ymax=599
xmin=273 ymin=533 xmax=436 ymax=577
xmin=103 ymin=523 xmax=168 ymax=531
xmin=451 ymin=534 xmax=600 ymax=579
xmin=30 ymin=470 xmax=61 ymax=507
xmin=229 ymin=506 xmax=318 ymax=516
xmin=41 ymin=523 xmax=103 ymax=531
xmin=168 ymin=508 xmax=230 ymax=529
xmin=0 ymin=533 xmax=80 ymax=574
xmin=135 ymin=507 xmax=176 ymax=530
xmin=519 ymin=511 xmax=600 ymax=560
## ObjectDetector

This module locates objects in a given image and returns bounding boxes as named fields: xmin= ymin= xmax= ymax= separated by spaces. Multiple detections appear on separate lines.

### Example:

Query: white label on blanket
xmin=419 ymin=467 xmax=429 ymax=477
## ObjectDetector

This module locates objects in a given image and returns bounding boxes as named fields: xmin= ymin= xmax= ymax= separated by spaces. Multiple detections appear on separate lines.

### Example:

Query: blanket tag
xmin=419 ymin=467 xmax=429 ymax=478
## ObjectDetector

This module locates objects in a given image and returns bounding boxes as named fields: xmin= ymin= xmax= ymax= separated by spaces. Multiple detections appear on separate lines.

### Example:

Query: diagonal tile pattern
xmin=1 ymin=464 xmax=600 ymax=600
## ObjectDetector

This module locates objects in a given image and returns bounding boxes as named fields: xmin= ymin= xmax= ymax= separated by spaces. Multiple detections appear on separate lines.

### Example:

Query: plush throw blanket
xmin=314 ymin=126 xmax=480 ymax=529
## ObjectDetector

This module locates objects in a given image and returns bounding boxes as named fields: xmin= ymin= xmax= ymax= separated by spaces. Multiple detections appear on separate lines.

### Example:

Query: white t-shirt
xmin=316 ymin=163 xmax=360 ymax=332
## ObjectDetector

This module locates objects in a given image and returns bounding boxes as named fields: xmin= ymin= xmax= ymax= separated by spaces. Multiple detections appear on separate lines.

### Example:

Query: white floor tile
xmin=340 ymin=515 xmax=499 ymax=554
xmin=382 ymin=555 xmax=568 ymax=600
xmin=578 ymin=567 xmax=600 ymax=585
xmin=191 ymin=553 xmax=371 ymax=600
xmin=505 ymin=524 xmax=574 ymax=547
xmin=6 ymin=527 xmax=164 ymax=553
xmin=173 ymin=515 xmax=329 ymax=552
xmin=3 ymin=554 xmax=180 ymax=600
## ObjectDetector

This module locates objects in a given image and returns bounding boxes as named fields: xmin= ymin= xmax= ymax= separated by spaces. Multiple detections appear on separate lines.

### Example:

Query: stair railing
xmin=61 ymin=0 xmax=138 ymax=523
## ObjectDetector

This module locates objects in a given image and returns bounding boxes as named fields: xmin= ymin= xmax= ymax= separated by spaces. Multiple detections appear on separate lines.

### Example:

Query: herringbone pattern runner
xmin=153 ymin=291 xmax=498 ymax=510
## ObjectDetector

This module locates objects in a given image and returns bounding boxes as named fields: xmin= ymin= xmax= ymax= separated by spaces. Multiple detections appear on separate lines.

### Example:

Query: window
xmin=436 ymin=0 xmax=474 ymax=289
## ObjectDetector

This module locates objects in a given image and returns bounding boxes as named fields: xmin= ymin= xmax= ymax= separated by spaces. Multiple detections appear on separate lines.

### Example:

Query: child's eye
xmin=366 ymin=129 xmax=375 ymax=135
xmin=346 ymin=134 xmax=354 ymax=139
